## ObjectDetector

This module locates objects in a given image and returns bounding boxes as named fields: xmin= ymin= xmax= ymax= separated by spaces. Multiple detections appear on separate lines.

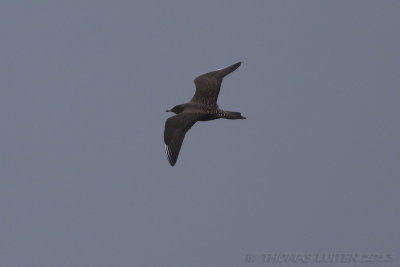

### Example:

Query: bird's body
xmin=164 ymin=62 xmax=245 ymax=166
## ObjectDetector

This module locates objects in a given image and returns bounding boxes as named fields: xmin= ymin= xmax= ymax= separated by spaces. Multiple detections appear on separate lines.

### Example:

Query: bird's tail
xmin=219 ymin=110 xmax=246 ymax=120
xmin=216 ymin=62 xmax=241 ymax=78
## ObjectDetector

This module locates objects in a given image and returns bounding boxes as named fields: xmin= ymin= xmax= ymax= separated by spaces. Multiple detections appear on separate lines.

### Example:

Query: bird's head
xmin=166 ymin=104 xmax=184 ymax=114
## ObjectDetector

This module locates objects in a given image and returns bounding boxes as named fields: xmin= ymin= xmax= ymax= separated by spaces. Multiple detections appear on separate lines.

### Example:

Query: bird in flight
xmin=164 ymin=62 xmax=245 ymax=166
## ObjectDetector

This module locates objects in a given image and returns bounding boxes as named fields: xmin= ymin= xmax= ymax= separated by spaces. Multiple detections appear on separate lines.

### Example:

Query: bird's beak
xmin=166 ymin=109 xmax=170 ymax=112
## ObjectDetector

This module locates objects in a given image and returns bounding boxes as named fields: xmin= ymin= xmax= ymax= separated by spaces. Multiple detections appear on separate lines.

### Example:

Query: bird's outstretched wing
xmin=191 ymin=62 xmax=241 ymax=105
xmin=164 ymin=113 xmax=203 ymax=166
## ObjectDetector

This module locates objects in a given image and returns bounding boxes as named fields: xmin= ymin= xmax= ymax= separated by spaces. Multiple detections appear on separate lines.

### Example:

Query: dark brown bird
xmin=164 ymin=62 xmax=245 ymax=166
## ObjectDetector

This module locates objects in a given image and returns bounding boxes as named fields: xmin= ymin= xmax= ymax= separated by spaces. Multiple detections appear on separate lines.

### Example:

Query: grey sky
xmin=0 ymin=1 xmax=399 ymax=266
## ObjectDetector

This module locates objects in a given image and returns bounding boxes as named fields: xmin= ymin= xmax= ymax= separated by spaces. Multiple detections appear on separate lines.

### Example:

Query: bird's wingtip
xmin=233 ymin=61 xmax=241 ymax=67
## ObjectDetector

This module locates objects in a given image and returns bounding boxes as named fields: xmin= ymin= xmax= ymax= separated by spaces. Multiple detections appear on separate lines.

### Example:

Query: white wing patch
xmin=164 ymin=144 xmax=170 ymax=163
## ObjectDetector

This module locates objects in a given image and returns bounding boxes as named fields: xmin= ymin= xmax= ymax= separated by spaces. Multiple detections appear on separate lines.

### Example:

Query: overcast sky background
xmin=1 ymin=1 xmax=399 ymax=266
